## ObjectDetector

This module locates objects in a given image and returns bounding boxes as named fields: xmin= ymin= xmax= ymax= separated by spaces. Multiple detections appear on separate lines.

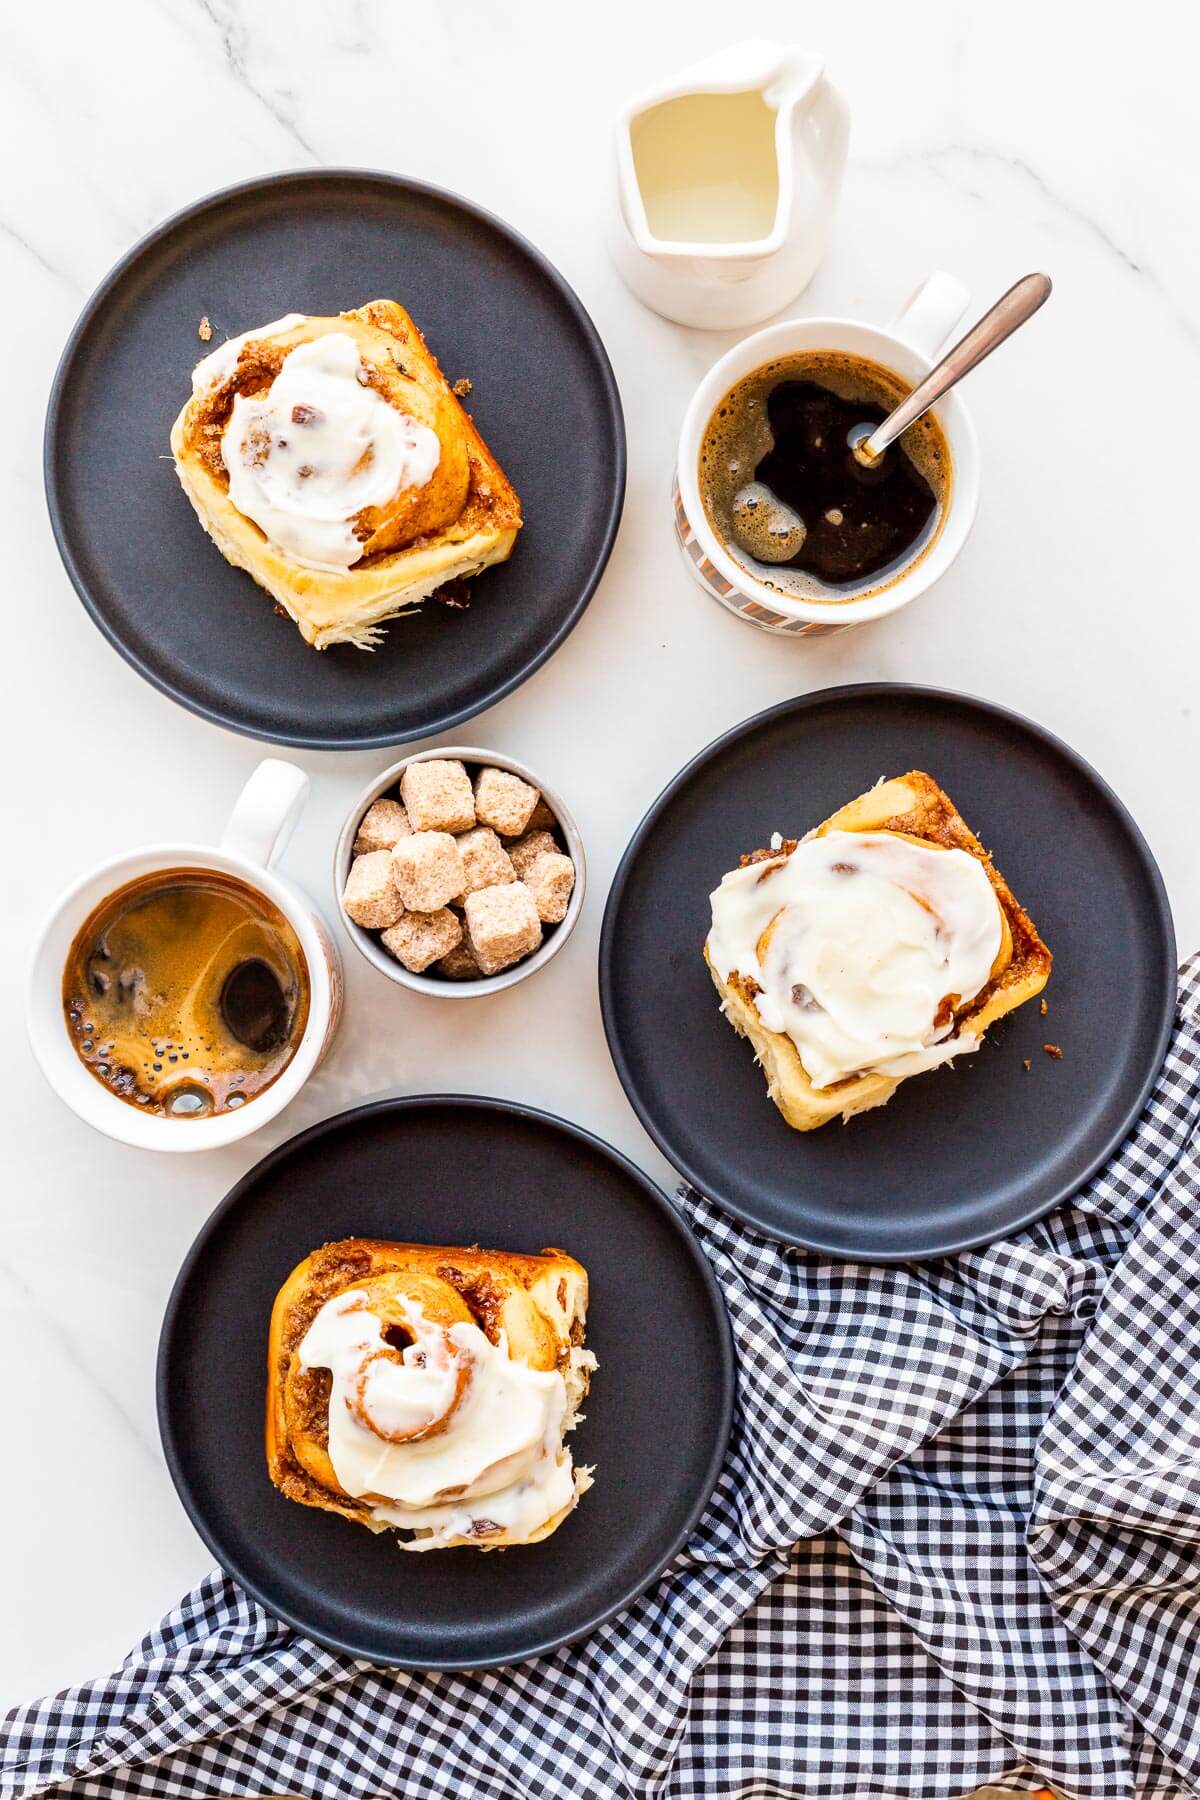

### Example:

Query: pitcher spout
xmin=606 ymin=40 xmax=850 ymax=328
xmin=759 ymin=45 xmax=828 ymax=114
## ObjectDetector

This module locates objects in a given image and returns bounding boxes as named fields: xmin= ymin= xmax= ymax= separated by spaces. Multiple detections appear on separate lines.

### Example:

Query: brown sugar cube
xmin=522 ymin=851 xmax=576 ymax=924
xmin=464 ymin=881 xmax=543 ymax=976
xmin=390 ymin=831 xmax=466 ymax=912
xmin=525 ymin=798 xmax=558 ymax=834
xmin=381 ymin=908 xmax=462 ymax=973
xmin=400 ymin=760 xmax=476 ymax=834
xmin=456 ymin=826 xmax=516 ymax=894
xmin=474 ymin=766 xmax=539 ymax=837
xmin=507 ymin=829 xmax=558 ymax=879
xmin=438 ymin=937 xmax=482 ymax=981
xmin=353 ymin=797 xmax=411 ymax=856
xmin=342 ymin=851 xmax=405 ymax=930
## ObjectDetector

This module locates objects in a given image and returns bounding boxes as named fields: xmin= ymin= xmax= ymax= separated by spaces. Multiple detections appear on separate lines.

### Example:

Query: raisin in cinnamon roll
xmin=705 ymin=771 xmax=1051 ymax=1130
xmin=170 ymin=302 xmax=521 ymax=650
xmin=266 ymin=1239 xmax=595 ymax=1550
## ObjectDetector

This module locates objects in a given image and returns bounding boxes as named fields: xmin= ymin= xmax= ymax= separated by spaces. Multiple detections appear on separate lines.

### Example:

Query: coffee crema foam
xmin=62 ymin=868 xmax=310 ymax=1118
xmin=698 ymin=351 xmax=952 ymax=605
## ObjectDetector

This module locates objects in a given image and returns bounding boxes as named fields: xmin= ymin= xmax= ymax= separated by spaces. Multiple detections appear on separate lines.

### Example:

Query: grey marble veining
xmin=1 ymin=0 xmax=1196 ymax=1711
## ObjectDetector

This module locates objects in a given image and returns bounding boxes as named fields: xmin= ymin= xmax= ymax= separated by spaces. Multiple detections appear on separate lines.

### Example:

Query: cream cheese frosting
xmin=706 ymin=828 xmax=1003 ymax=1089
xmin=219 ymin=333 xmax=441 ymax=572
xmin=298 ymin=1288 xmax=580 ymax=1551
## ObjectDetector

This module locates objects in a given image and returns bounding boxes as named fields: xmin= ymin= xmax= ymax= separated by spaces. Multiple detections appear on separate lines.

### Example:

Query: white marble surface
xmin=2 ymin=0 xmax=1197 ymax=1713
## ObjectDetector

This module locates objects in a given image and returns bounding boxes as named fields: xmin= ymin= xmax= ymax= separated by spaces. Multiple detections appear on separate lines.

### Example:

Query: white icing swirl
xmin=707 ymin=829 xmax=1003 ymax=1089
xmin=219 ymin=333 xmax=441 ymax=572
xmin=298 ymin=1289 xmax=579 ymax=1551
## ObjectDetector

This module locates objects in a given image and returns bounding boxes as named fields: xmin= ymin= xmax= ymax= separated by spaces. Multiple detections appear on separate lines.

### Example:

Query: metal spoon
xmin=850 ymin=272 xmax=1052 ymax=467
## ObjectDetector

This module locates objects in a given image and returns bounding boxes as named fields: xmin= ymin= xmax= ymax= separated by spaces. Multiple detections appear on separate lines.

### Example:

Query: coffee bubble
xmin=731 ymin=482 xmax=807 ymax=563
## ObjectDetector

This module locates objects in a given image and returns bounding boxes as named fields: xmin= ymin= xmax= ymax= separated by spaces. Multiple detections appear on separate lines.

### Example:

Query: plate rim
xmin=155 ymin=1093 xmax=735 ymax=1669
xmin=598 ymin=680 xmax=1178 ymax=1260
xmin=44 ymin=167 xmax=627 ymax=751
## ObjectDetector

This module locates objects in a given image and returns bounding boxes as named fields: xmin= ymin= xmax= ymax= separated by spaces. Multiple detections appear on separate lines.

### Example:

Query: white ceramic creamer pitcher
xmin=607 ymin=41 xmax=850 ymax=330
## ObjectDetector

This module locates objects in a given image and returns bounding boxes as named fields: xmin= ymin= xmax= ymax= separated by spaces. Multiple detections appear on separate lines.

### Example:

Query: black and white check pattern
xmin=4 ymin=957 xmax=1199 ymax=1800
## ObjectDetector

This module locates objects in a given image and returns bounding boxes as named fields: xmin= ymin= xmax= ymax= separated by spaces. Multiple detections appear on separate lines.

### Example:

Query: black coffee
xmin=699 ymin=351 xmax=951 ymax=602
xmin=62 ymin=868 xmax=310 ymax=1118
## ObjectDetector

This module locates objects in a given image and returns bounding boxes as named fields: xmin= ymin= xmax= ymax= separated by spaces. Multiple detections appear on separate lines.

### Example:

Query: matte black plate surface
xmin=600 ymin=685 xmax=1176 ymax=1260
xmin=157 ymin=1098 xmax=732 ymax=1668
xmin=46 ymin=171 xmax=625 ymax=748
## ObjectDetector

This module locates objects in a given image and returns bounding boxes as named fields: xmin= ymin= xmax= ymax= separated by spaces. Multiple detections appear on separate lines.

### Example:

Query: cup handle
xmin=889 ymin=272 xmax=970 ymax=361
xmin=220 ymin=758 xmax=309 ymax=871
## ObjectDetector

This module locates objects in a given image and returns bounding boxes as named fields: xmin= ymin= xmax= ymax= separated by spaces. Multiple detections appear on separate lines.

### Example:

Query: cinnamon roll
xmin=266 ymin=1238 xmax=595 ymax=1550
xmin=171 ymin=302 xmax=521 ymax=649
xmin=705 ymin=771 xmax=1051 ymax=1130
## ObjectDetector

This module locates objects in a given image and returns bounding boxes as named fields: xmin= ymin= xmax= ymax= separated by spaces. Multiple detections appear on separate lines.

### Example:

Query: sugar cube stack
xmin=342 ymin=759 xmax=577 ymax=984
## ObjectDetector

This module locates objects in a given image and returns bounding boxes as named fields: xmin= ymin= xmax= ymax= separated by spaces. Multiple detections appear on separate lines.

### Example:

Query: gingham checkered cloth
xmin=5 ymin=958 xmax=1200 ymax=1800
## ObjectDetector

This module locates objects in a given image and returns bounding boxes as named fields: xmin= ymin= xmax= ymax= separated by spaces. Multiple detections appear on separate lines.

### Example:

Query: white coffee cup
xmin=26 ymin=759 xmax=343 ymax=1152
xmin=673 ymin=271 xmax=979 ymax=635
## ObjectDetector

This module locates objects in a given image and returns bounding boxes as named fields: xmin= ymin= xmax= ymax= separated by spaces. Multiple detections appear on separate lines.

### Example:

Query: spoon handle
xmin=861 ymin=272 xmax=1052 ymax=461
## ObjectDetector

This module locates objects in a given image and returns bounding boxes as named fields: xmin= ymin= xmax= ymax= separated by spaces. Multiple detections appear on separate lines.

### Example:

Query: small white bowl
xmin=334 ymin=746 xmax=586 ymax=997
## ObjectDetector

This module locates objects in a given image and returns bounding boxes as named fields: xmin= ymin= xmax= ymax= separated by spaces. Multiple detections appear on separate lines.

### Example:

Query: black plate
xmin=157 ymin=1098 xmax=732 ymax=1668
xmin=599 ymin=685 xmax=1176 ymax=1260
xmin=46 ymin=171 xmax=625 ymax=749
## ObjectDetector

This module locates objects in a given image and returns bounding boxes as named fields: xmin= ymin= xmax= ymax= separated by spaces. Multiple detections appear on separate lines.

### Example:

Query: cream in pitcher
xmin=607 ymin=41 xmax=850 ymax=329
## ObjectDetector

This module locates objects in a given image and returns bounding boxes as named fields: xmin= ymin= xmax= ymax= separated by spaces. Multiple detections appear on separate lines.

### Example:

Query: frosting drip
xmin=190 ymin=315 xmax=306 ymax=393
xmin=707 ymin=828 xmax=1003 ymax=1088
